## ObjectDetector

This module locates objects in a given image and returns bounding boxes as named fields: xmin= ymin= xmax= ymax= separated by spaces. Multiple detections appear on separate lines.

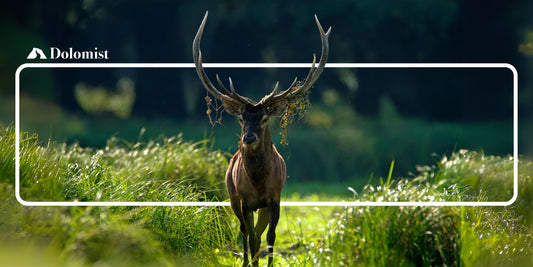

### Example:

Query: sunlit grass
xmin=1 ymin=126 xmax=231 ymax=266
xmin=1 ymin=125 xmax=532 ymax=266
xmin=218 ymin=153 xmax=532 ymax=266
xmin=325 ymin=178 xmax=461 ymax=266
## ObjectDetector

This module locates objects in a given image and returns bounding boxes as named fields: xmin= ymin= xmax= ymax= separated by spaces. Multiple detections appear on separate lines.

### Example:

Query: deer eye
xmin=260 ymin=115 xmax=269 ymax=126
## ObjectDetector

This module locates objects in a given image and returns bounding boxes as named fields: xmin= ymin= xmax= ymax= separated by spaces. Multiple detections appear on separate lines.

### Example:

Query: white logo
xmin=27 ymin=47 xmax=47 ymax=59
xmin=26 ymin=47 xmax=109 ymax=60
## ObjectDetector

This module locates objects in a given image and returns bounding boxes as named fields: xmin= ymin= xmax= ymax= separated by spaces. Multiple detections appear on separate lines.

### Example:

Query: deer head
xmin=193 ymin=11 xmax=330 ymax=150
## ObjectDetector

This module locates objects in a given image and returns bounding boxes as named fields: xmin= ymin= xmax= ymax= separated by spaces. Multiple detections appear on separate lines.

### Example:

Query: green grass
xmin=1 ymin=125 xmax=532 ymax=266
xmin=270 ymin=151 xmax=533 ymax=266
xmin=1 ymin=126 xmax=230 ymax=266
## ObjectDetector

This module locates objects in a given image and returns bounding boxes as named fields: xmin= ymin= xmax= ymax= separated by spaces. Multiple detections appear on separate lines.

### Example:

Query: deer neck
xmin=240 ymin=126 xmax=274 ymax=181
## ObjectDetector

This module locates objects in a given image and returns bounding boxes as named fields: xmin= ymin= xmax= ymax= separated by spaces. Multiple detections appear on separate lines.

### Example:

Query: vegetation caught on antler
xmin=279 ymin=85 xmax=311 ymax=145
xmin=205 ymin=95 xmax=224 ymax=127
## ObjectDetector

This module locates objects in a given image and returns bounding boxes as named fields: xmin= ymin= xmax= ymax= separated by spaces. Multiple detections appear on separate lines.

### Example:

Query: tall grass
xmin=273 ymin=152 xmax=532 ymax=266
xmin=306 ymin=176 xmax=461 ymax=266
xmin=17 ymin=130 xmax=228 ymax=202
xmin=0 ymin=126 xmax=231 ymax=266
xmin=1 ymin=125 xmax=532 ymax=266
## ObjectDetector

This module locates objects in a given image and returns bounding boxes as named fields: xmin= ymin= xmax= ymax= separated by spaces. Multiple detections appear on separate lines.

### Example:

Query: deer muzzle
xmin=242 ymin=132 xmax=258 ymax=146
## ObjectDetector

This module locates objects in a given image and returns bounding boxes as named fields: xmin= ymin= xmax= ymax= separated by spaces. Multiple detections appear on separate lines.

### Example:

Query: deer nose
xmin=242 ymin=133 xmax=257 ymax=145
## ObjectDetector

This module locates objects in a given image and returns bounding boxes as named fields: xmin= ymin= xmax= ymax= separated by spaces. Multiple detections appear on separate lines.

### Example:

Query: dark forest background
xmin=1 ymin=0 xmax=532 ymax=183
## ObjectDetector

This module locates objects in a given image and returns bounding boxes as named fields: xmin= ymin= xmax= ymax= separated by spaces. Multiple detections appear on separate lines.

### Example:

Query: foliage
xmin=5 ymin=0 xmax=525 ymax=120
xmin=74 ymin=77 xmax=136 ymax=119
xmin=430 ymin=150 xmax=515 ymax=202
xmin=273 ymin=151 xmax=532 ymax=266
xmin=285 ymin=93 xmax=513 ymax=183
xmin=0 ymin=126 xmax=230 ymax=266
xmin=519 ymin=31 xmax=533 ymax=56
xmin=325 ymin=177 xmax=461 ymax=266
xmin=9 ymin=127 xmax=228 ymax=202
xmin=1 ymin=126 xmax=532 ymax=266
xmin=7 ymin=87 xmax=513 ymax=185
xmin=204 ymin=95 xmax=224 ymax=127
xmin=279 ymin=89 xmax=311 ymax=146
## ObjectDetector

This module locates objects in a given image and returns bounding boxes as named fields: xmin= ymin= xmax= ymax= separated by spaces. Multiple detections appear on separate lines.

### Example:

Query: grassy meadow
xmin=2 ymin=1 xmax=528 ymax=265
xmin=1 ymin=125 xmax=532 ymax=266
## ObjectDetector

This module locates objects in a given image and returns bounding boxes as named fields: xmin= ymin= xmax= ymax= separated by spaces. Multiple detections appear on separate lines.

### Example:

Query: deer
xmin=192 ymin=11 xmax=330 ymax=267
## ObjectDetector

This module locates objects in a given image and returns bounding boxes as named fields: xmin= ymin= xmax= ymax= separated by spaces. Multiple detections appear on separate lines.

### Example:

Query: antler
xmin=193 ymin=11 xmax=253 ymax=106
xmin=260 ymin=15 xmax=331 ymax=105
xmin=193 ymin=11 xmax=331 ymax=111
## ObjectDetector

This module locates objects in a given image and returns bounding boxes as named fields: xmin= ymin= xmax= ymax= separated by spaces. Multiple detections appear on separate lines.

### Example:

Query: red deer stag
xmin=193 ymin=11 xmax=330 ymax=267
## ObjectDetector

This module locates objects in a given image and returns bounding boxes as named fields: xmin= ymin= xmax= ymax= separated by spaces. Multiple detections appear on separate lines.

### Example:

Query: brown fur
xmin=226 ymin=124 xmax=286 ymax=267
xmin=192 ymin=12 xmax=330 ymax=266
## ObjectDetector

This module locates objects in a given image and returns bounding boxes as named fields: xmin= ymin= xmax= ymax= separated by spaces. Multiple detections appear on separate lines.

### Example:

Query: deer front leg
xmin=229 ymin=196 xmax=249 ymax=266
xmin=243 ymin=202 xmax=259 ymax=267
xmin=267 ymin=202 xmax=280 ymax=267
xmin=255 ymin=207 xmax=269 ymax=250
xmin=239 ymin=220 xmax=249 ymax=267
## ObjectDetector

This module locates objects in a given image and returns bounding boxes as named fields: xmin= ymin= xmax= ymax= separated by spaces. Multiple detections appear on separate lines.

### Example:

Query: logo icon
xmin=27 ymin=47 xmax=47 ymax=59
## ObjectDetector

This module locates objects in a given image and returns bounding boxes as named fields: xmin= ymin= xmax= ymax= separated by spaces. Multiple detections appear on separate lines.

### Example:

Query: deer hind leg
xmin=267 ymin=202 xmax=280 ymax=267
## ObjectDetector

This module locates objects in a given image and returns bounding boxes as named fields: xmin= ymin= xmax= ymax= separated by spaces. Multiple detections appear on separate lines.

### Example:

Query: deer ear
xmin=222 ymin=99 xmax=245 ymax=116
xmin=266 ymin=100 xmax=288 ymax=116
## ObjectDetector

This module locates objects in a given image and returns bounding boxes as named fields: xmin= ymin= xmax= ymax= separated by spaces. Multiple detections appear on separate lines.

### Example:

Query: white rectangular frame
xmin=15 ymin=63 xmax=518 ymax=207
